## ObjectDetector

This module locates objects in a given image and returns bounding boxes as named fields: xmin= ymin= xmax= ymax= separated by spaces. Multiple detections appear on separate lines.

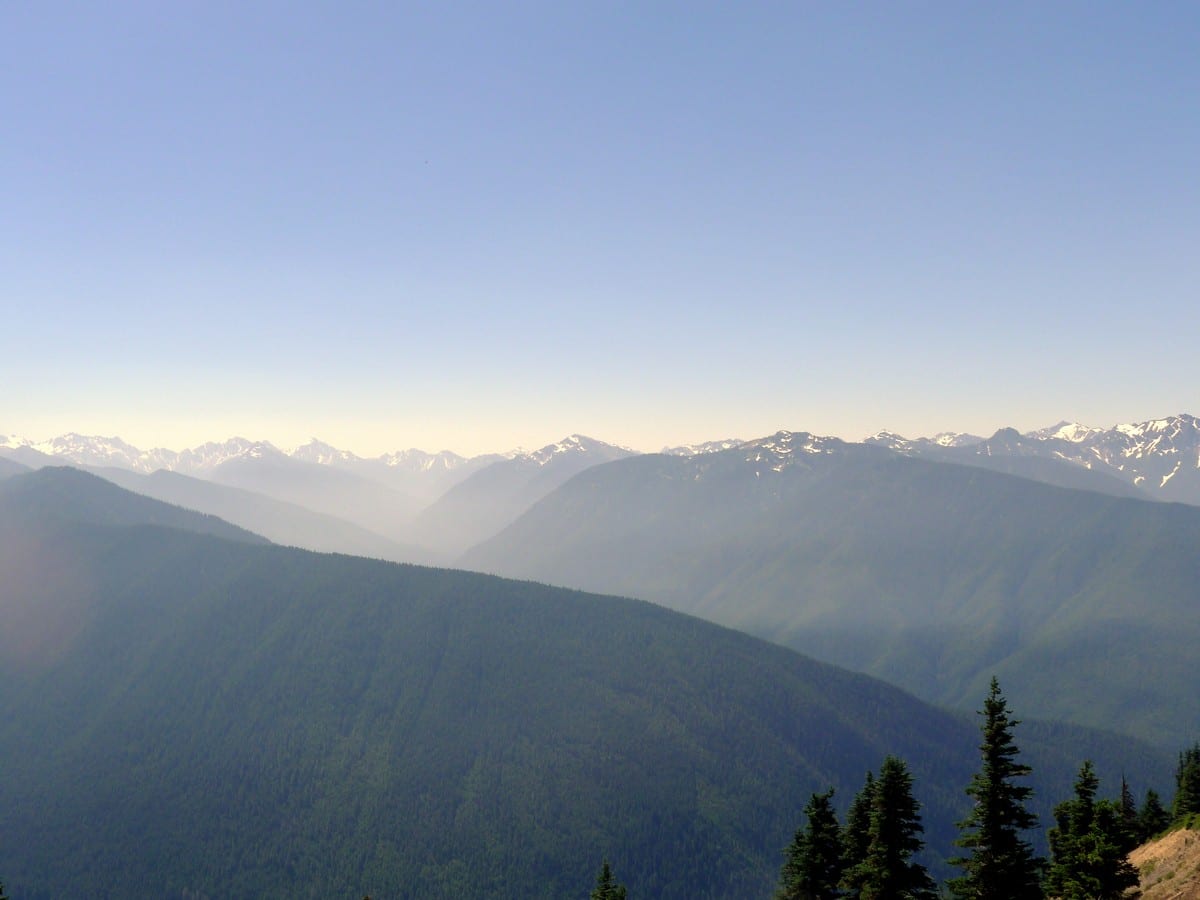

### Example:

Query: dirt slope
xmin=1131 ymin=828 xmax=1200 ymax=899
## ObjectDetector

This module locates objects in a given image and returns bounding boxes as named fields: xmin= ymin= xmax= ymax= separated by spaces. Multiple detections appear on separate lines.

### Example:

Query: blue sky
xmin=3 ymin=2 xmax=1198 ymax=455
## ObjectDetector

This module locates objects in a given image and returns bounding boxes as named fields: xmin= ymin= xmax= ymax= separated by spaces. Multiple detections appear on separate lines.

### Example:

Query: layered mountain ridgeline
xmin=462 ymin=433 xmax=1200 ymax=748
xmin=4 ymin=415 xmax=1198 ymax=567
xmin=198 ymin=448 xmax=425 ymax=542
xmin=91 ymin=466 xmax=436 ymax=565
xmin=0 ymin=470 xmax=1171 ymax=899
xmin=0 ymin=456 xmax=29 ymax=479
xmin=409 ymin=435 xmax=638 ymax=555
xmin=289 ymin=439 xmax=504 ymax=506
xmin=0 ymin=433 xmax=639 ymax=560
xmin=0 ymin=467 xmax=266 ymax=544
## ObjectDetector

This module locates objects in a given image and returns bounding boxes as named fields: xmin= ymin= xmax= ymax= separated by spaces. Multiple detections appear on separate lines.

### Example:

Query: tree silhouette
xmin=842 ymin=756 xmax=937 ymax=900
xmin=590 ymin=859 xmax=627 ymax=900
xmin=777 ymin=787 xmax=843 ymax=900
xmin=948 ymin=677 xmax=1043 ymax=899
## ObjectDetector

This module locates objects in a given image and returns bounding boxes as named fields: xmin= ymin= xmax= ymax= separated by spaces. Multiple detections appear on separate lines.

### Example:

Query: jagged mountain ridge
xmin=5 ymin=413 xmax=1196 ymax=499
xmin=867 ymin=413 xmax=1200 ymax=503
xmin=0 ymin=432 xmax=628 ymax=502
xmin=5 ymin=415 xmax=1199 ymax=560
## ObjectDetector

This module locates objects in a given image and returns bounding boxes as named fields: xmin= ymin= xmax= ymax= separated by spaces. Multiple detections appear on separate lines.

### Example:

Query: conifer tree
xmin=1045 ymin=761 xmax=1138 ymax=899
xmin=777 ymin=788 xmax=843 ymax=900
xmin=1138 ymin=789 xmax=1170 ymax=840
xmin=590 ymin=859 xmax=627 ymax=900
xmin=1173 ymin=742 xmax=1200 ymax=821
xmin=948 ymin=677 xmax=1043 ymax=900
xmin=842 ymin=769 xmax=877 ymax=889
xmin=841 ymin=756 xmax=937 ymax=900
xmin=1117 ymin=776 xmax=1140 ymax=853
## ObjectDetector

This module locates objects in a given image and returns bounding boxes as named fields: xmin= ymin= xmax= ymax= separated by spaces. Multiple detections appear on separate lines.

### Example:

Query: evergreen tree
xmin=1173 ymin=742 xmax=1200 ymax=821
xmin=1117 ymin=776 xmax=1140 ymax=853
xmin=948 ymin=677 xmax=1043 ymax=900
xmin=777 ymin=788 xmax=843 ymax=900
xmin=590 ymin=860 xmax=627 ymax=900
xmin=1045 ymin=761 xmax=1139 ymax=899
xmin=0 ymin=878 xmax=7 ymax=900
xmin=1137 ymin=789 xmax=1170 ymax=841
xmin=841 ymin=756 xmax=937 ymax=900
xmin=842 ymin=769 xmax=877 ymax=888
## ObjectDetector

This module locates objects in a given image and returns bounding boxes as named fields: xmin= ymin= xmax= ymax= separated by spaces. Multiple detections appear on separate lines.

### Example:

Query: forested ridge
xmin=771 ymin=681 xmax=1200 ymax=900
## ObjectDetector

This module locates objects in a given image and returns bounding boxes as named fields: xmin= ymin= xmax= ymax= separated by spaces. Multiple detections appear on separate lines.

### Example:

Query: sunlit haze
xmin=4 ymin=4 xmax=1198 ymax=457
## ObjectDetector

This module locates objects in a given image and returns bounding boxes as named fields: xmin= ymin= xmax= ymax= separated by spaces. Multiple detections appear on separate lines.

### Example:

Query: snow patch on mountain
xmin=737 ymin=431 xmax=847 ymax=473
xmin=524 ymin=434 xmax=634 ymax=467
xmin=663 ymin=439 xmax=744 ymax=457
xmin=291 ymin=439 xmax=362 ymax=467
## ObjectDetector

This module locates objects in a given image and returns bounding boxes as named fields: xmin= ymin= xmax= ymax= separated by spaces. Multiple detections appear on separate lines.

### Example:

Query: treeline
xmin=770 ymin=678 xmax=1199 ymax=900
xmin=591 ymin=678 xmax=1200 ymax=900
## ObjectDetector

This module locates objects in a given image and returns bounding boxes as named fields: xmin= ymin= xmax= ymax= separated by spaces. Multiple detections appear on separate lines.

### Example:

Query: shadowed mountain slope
xmin=462 ymin=439 xmax=1200 ymax=747
xmin=0 ymin=475 xmax=1171 ymax=898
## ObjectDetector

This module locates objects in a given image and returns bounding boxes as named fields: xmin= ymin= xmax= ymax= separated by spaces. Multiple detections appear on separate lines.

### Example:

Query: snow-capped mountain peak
xmin=863 ymin=430 xmax=981 ymax=452
xmin=34 ymin=433 xmax=143 ymax=468
xmin=377 ymin=449 xmax=471 ymax=472
xmin=863 ymin=431 xmax=911 ymax=450
xmin=1025 ymin=421 xmax=1101 ymax=443
xmin=932 ymin=431 xmax=982 ymax=448
xmin=527 ymin=434 xmax=622 ymax=466
xmin=168 ymin=437 xmax=285 ymax=473
xmin=291 ymin=439 xmax=362 ymax=467
xmin=736 ymin=431 xmax=847 ymax=473
xmin=662 ymin=438 xmax=743 ymax=457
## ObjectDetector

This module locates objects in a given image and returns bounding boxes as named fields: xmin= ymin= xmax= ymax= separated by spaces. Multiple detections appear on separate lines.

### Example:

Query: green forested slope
xmin=0 ymin=473 xmax=1171 ymax=898
xmin=461 ymin=447 xmax=1200 ymax=746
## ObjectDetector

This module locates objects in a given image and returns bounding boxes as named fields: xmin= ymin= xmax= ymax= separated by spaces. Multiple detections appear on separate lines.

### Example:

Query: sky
xmin=3 ymin=2 xmax=1198 ymax=456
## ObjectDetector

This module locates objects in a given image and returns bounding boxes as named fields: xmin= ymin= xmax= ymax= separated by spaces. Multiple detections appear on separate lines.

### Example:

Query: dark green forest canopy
xmin=0 ymin=470 xmax=1177 ymax=898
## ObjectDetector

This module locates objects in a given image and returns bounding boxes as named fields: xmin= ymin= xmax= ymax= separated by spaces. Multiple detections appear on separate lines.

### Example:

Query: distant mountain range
xmin=4 ymin=412 xmax=1197 ymax=506
xmin=0 ymin=432 xmax=639 ymax=557
xmin=4 ymin=415 xmax=1198 ymax=749
xmin=0 ymin=467 xmax=1172 ymax=898
xmin=410 ymin=434 xmax=638 ymax=555
xmin=866 ymin=414 xmax=1200 ymax=504
xmin=462 ymin=429 xmax=1200 ymax=747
